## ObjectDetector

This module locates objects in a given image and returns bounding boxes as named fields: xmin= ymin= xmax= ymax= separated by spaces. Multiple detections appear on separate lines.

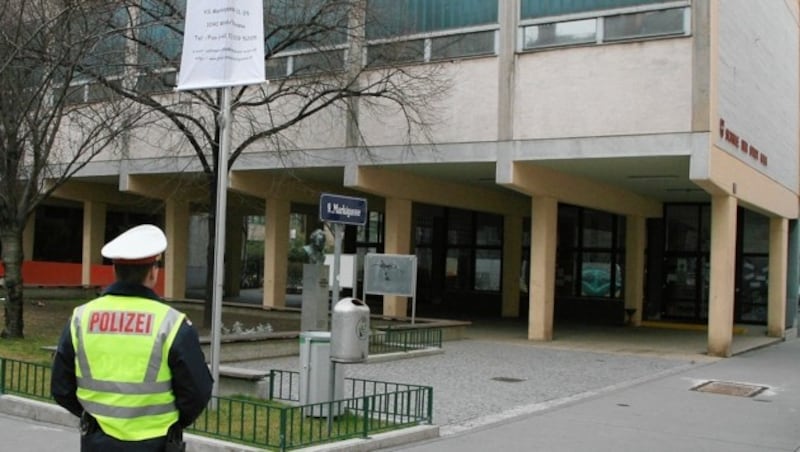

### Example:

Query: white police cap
xmin=101 ymin=224 xmax=167 ymax=264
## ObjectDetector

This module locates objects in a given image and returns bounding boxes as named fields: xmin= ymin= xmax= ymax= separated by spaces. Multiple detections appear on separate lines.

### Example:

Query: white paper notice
xmin=177 ymin=0 xmax=265 ymax=90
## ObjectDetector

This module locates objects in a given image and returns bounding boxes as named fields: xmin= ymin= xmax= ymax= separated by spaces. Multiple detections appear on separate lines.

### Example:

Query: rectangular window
xmin=266 ymin=57 xmax=290 ymax=79
xmin=292 ymin=50 xmax=345 ymax=76
xmin=700 ymin=205 xmax=711 ymax=252
xmin=415 ymin=215 xmax=434 ymax=245
xmin=521 ymin=0 xmax=674 ymax=19
xmin=475 ymin=249 xmax=501 ymax=291
xmin=447 ymin=209 xmax=473 ymax=246
xmin=86 ymin=80 xmax=122 ymax=103
xmin=663 ymin=255 xmax=699 ymax=318
xmin=475 ymin=213 xmax=502 ymax=246
xmin=556 ymin=251 xmax=578 ymax=297
xmin=665 ymin=205 xmax=699 ymax=252
xmin=65 ymin=85 xmax=88 ymax=105
xmin=555 ymin=205 xmax=625 ymax=300
xmin=135 ymin=72 xmax=177 ymax=94
xmin=138 ymin=0 xmax=185 ymax=68
xmin=368 ymin=0 xmax=498 ymax=39
xmin=581 ymin=253 xmax=619 ymax=297
xmin=739 ymin=256 xmax=768 ymax=323
xmin=357 ymin=211 xmax=384 ymax=243
xmin=34 ymin=205 xmax=83 ymax=263
xmin=430 ymin=30 xmax=496 ymax=60
xmin=741 ymin=209 xmax=769 ymax=254
xmin=558 ymin=206 xmax=579 ymax=248
xmin=367 ymin=40 xmax=425 ymax=67
xmin=604 ymin=7 xmax=686 ymax=41
xmin=445 ymin=248 xmax=472 ymax=290
xmin=266 ymin=0 xmax=348 ymax=52
xmin=520 ymin=2 xmax=689 ymax=53
xmin=523 ymin=18 xmax=597 ymax=49
xmin=583 ymin=209 xmax=614 ymax=248
xmin=367 ymin=211 xmax=384 ymax=243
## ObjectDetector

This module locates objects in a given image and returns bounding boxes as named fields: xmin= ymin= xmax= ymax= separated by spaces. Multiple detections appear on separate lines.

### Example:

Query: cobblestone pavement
xmin=235 ymin=338 xmax=700 ymax=435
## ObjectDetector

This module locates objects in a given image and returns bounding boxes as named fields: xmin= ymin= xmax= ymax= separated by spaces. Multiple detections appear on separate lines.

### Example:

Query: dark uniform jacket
xmin=51 ymin=282 xmax=213 ymax=451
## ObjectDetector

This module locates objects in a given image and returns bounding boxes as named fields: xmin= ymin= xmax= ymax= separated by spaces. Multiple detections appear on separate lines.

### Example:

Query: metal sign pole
xmin=411 ymin=256 xmax=417 ymax=324
xmin=210 ymin=86 xmax=232 ymax=402
xmin=331 ymin=223 xmax=343 ymax=307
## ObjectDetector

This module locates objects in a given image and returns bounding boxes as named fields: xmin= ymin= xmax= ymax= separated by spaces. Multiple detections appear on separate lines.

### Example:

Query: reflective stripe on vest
xmin=76 ymin=377 xmax=172 ymax=395
xmin=79 ymin=399 xmax=177 ymax=418
xmin=72 ymin=305 xmax=93 ymax=381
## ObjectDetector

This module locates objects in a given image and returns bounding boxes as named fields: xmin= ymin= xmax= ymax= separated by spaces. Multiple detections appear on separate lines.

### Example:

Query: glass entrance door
xmin=659 ymin=204 xmax=710 ymax=322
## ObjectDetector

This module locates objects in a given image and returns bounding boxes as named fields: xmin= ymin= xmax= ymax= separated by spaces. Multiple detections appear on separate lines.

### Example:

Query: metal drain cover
xmin=492 ymin=377 xmax=526 ymax=383
xmin=692 ymin=380 xmax=767 ymax=398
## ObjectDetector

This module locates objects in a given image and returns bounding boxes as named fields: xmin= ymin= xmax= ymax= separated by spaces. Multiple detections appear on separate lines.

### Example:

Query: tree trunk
xmin=1 ymin=228 xmax=25 ymax=338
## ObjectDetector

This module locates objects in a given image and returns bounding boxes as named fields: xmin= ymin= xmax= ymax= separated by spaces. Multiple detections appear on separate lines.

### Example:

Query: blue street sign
xmin=319 ymin=193 xmax=368 ymax=225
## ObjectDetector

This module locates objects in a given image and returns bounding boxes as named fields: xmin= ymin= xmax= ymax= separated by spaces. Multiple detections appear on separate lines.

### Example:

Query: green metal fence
xmin=1 ymin=358 xmax=433 ymax=451
xmin=0 ymin=358 xmax=52 ymax=400
xmin=264 ymin=369 xmax=433 ymax=450
xmin=369 ymin=326 xmax=442 ymax=354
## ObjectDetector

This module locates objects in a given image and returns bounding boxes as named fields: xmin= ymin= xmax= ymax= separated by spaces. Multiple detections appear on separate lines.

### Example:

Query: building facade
xmin=8 ymin=0 xmax=800 ymax=357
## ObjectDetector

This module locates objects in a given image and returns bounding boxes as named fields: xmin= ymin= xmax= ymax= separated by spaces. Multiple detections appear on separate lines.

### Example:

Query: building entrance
xmin=648 ymin=204 xmax=770 ymax=325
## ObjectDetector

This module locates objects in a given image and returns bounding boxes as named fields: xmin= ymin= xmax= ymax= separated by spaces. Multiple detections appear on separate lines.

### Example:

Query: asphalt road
xmin=0 ymin=412 xmax=78 ymax=452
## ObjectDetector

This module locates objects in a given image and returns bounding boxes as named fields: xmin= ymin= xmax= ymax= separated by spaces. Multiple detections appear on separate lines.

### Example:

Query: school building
xmin=10 ymin=1 xmax=800 ymax=357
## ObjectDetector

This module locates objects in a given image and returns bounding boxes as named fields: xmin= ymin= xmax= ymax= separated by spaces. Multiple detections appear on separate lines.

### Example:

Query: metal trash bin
xmin=331 ymin=298 xmax=370 ymax=363
xmin=298 ymin=331 xmax=342 ymax=417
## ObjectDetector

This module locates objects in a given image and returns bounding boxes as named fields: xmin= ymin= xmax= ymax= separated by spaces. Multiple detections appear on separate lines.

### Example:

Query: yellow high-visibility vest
xmin=70 ymin=295 xmax=185 ymax=441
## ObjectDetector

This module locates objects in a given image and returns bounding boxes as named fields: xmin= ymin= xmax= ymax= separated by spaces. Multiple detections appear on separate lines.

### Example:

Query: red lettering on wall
xmin=718 ymin=117 xmax=768 ymax=167
xmin=740 ymin=139 xmax=749 ymax=154
xmin=724 ymin=129 xmax=740 ymax=148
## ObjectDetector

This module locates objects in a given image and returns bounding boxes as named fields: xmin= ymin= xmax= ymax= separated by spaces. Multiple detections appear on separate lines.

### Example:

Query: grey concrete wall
xmin=716 ymin=0 xmax=799 ymax=192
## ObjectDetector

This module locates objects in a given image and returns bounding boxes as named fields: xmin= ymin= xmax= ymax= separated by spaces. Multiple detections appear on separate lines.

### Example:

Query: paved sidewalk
xmin=0 ymin=412 xmax=77 ymax=452
xmin=382 ymin=338 xmax=800 ymax=451
xmin=238 ymin=337 xmax=701 ymax=434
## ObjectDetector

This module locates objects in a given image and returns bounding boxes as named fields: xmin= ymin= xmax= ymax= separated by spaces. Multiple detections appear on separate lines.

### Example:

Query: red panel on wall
xmin=91 ymin=264 xmax=115 ymax=290
xmin=0 ymin=261 xmax=164 ymax=297
xmin=25 ymin=261 xmax=83 ymax=285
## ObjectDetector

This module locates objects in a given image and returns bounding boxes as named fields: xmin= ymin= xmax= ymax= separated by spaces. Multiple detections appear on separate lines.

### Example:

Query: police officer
xmin=51 ymin=224 xmax=213 ymax=451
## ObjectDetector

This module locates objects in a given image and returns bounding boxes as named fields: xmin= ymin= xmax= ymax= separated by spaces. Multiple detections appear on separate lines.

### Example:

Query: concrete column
xmin=691 ymin=0 xmax=710 ymax=130
xmin=497 ymin=0 xmax=519 ymax=140
xmin=767 ymin=216 xmax=788 ymax=337
xmin=224 ymin=213 xmax=244 ymax=297
xmin=529 ymin=196 xmax=557 ymax=341
xmin=263 ymin=197 xmax=290 ymax=309
xmin=81 ymin=201 xmax=106 ymax=286
xmin=786 ymin=220 xmax=799 ymax=329
xmin=708 ymin=195 xmax=737 ymax=357
xmin=22 ymin=215 xmax=35 ymax=261
xmin=502 ymin=213 xmax=522 ymax=317
xmin=383 ymin=198 xmax=412 ymax=317
xmin=164 ymin=198 xmax=189 ymax=300
xmin=624 ymin=215 xmax=646 ymax=326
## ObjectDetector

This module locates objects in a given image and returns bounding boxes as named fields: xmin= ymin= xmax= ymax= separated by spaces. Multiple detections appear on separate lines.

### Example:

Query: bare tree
xmin=0 ymin=0 xmax=142 ymax=338
xmin=83 ymin=0 xmax=450 ymax=326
